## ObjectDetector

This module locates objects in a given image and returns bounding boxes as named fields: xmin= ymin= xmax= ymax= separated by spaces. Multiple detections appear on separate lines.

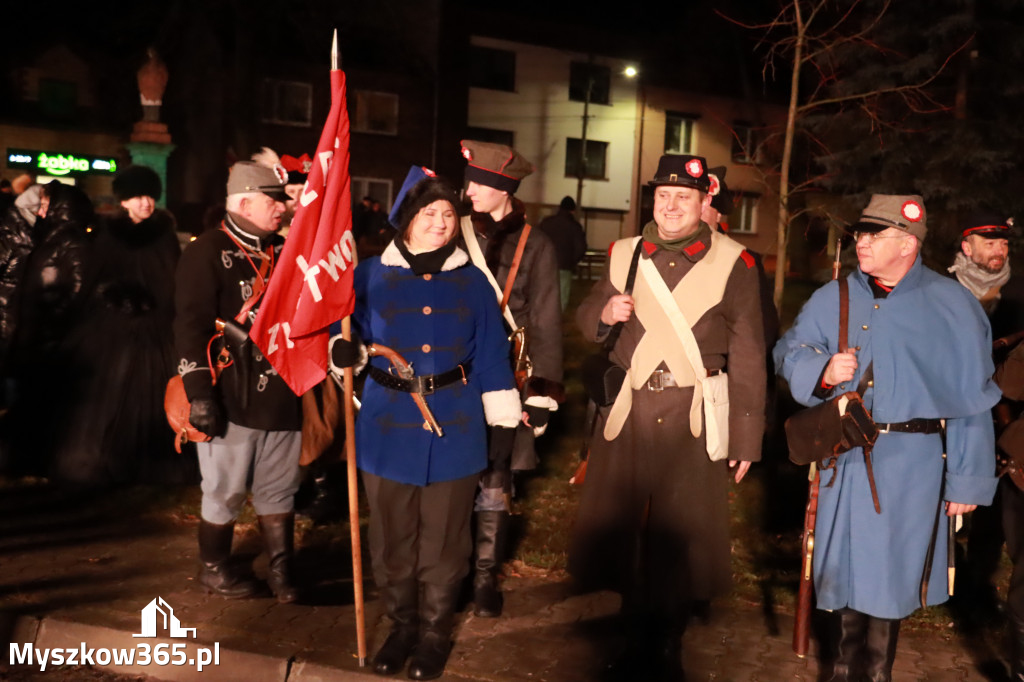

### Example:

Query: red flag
xmin=250 ymin=69 xmax=356 ymax=396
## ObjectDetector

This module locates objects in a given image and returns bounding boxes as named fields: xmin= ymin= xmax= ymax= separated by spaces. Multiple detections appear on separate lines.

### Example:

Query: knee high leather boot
xmin=827 ymin=609 xmax=868 ymax=682
xmin=258 ymin=513 xmax=300 ymax=604
xmin=863 ymin=616 xmax=900 ymax=682
xmin=407 ymin=582 xmax=460 ymax=681
xmin=197 ymin=520 xmax=260 ymax=598
xmin=472 ymin=510 xmax=508 ymax=618
xmin=373 ymin=579 xmax=419 ymax=676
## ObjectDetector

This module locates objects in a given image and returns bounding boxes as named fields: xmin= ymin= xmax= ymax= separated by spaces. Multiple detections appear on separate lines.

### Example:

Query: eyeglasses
xmin=852 ymin=231 xmax=908 ymax=243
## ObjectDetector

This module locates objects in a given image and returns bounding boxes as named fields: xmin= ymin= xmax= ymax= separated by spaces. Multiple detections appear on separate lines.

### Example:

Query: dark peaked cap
xmin=461 ymin=140 xmax=534 ymax=193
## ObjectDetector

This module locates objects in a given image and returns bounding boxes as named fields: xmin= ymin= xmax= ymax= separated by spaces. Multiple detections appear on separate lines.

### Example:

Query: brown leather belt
xmin=875 ymin=418 xmax=943 ymax=435
xmin=369 ymin=362 xmax=470 ymax=395
xmin=646 ymin=368 xmax=721 ymax=392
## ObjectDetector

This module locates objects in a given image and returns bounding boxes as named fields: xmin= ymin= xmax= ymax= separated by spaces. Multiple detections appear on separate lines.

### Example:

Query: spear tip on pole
xmin=331 ymin=29 xmax=339 ymax=70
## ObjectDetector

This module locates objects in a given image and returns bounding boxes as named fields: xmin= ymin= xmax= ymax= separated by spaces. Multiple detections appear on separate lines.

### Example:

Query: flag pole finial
xmin=331 ymin=29 xmax=339 ymax=70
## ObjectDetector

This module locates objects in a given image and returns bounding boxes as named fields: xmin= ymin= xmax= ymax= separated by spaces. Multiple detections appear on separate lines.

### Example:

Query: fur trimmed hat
xmin=112 ymin=165 xmax=162 ymax=202
xmin=394 ymin=176 xmax=463 ymax=236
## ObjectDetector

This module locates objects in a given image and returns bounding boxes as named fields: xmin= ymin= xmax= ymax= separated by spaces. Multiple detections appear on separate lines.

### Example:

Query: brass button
xmin=868 ymin=380 xmax=874 ymax=387
xmin=855 ymin=346 xmax=861 ymax=351
xmin=669 ymin=261 xmax=676 ymax=268
xmin=423 ymin=306 xmax=432 ymax=315
xmin=656 ymin=417 xmax=664 ymax=424
xmin=861 ymin=325 xmax=868 ymax=330
xmin=874 ymin=304 xmax=880 ymax=309
xmin=422 ymin=344 xmax=431 ymax=353
xmin=422 ymin=421 xmax=431 ymax=431
xmin=423 ymin=274 xmax=432 ymax=281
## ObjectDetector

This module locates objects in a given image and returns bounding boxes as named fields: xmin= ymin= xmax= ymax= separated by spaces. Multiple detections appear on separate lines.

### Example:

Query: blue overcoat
xmin=774 ymin=257 xmax=1000 ymax=618
xmin=352 ymin=243 xmax=516 ymax=486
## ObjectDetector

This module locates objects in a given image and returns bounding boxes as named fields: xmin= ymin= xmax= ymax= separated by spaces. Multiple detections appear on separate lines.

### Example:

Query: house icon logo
xmin=132 ymin=597 xmax=197 ymax=639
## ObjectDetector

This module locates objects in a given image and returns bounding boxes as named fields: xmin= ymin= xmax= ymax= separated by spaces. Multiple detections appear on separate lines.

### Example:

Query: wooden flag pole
xmin=333 ymin=28 xmax=367 ymax=667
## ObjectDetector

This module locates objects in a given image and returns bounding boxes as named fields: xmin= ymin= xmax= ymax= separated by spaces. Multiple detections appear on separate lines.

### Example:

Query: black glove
xmin=189 ymin=398 xmax=226 ymax=438
xmin=329 ymin=331 xmax=363 ymax=370
xmin=488 ymin=425 xmax=517 ymax=468
xmin=524 ymin=404 xmax=550 ymax=430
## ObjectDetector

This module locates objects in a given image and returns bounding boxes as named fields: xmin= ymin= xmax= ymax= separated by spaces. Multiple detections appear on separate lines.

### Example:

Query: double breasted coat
xmin=774 ymin=257 xmax=1000 ymax=618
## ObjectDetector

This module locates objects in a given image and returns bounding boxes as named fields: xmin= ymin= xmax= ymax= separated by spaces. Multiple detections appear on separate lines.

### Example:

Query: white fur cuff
xmin=482 ymin=388 xmax=521 ymax=428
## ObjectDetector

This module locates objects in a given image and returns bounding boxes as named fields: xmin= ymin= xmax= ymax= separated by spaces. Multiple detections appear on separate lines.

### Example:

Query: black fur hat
xmin=112 ymin=165 xmax=162 ymax=202
xmin=394 ymin=177 xmax=463 ymax=237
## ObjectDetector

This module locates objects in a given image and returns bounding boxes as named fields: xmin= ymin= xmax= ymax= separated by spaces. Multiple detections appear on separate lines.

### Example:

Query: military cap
xmin=961 ymin=212 xmax=1013 ymax=240
xmin=226 ymin=161 xmax=289 ymax=201
xmin=648 ymin=154 xmax=712 ymax=193
xmin=113 ymin=165 xmax=162 ymax=202
xmin=460 ymin=140 xmax=534 ymax=193
xmin=708 ymin=166 xmax=732 ymax=215
xmin=851 ymin=194 xmax=927 ymax=242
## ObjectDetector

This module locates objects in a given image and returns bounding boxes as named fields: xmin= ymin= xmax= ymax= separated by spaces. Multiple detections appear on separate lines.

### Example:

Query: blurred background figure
xmin=48 ymin=165 xmax=191 ymax=487
xmin=537 ymin=196 xmax=587 ymax=311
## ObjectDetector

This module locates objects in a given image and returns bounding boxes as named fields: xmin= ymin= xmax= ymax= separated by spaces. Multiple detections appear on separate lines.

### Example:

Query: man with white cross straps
xmin=569 ymin=153 xmax=766 ymax=680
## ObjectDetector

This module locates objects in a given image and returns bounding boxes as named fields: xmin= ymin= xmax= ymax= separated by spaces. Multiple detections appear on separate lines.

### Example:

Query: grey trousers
xmin=362 ymin=470 xmax=478 ymax=588
xmin=196 ymin=422 xmax=302 ymax=524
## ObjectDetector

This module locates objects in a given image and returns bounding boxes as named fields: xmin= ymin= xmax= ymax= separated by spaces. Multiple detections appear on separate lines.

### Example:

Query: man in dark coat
xmin=572 ymin=154 xmax=766 ymax=680
xmin=459 ymin=140 xmax=565 ymax=618
xmin=537 ymin=196 xmax=587 ymax=310
xmin=174 ymin=161 xmax=302 ymax=603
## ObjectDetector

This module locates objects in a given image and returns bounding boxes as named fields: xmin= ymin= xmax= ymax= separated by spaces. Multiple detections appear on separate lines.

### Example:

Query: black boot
xmin=472 ymin=510 xmax=508 ymax=617
xmin=863 ymin=616 xmax=900 ymax=682
xmin=197 ymin=520 xmax=260 ymax=598
xmin=1010 ymin=614 xmax=1024 ymax=681
xmin=826 ymin=609 xmax=868 ymax=682
xmin=373 ymin=579 xmax=419 ymax=676
xmin=407 ymin=582 xmax=460 ymax=680
xmin=258 ymin=513 xmax=300 ymax=604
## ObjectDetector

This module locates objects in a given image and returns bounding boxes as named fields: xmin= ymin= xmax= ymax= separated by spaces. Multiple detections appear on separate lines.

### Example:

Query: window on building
xmin=730 ymin=192 xmax=759 ymax=234
xmin=352 ymin=90 xmax=399 ymax=135
xmin=351 ymin=177 xmax=392 ymax=208
xmin=569 ymin=62 xmax=610 ymax=105
xmin=465 ymin=127 xmax=515 ymax=148
xmin=731 ymin=121 xmax=760 ymax=164
xmin=564 ymin=138 xmax=608 ymax=179
xmin=468 ymin=46 xmax=516 ymax=92
xmin=39 ymin=79 xmax=77 ymax=120
xmin=664 ymin=111 xmax=698 ymax=154
xmin=260 ymin=78 xmax=312 ymax=127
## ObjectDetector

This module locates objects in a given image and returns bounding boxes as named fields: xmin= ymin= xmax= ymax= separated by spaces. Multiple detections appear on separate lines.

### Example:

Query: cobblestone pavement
xmin=0 ymin=484 xmax=1013 ymax=681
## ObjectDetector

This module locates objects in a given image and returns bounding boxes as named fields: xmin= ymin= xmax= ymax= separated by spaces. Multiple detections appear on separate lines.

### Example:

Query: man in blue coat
xmin=775 ymin=194 xmax=1001 ymax=681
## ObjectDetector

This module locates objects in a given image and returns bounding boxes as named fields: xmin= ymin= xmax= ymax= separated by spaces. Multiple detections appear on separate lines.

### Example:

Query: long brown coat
xmin=569 ymin=226 xmax=766 ymax=607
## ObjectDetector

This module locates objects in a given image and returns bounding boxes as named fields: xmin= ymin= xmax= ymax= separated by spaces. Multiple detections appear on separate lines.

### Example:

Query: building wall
xmin=467 ymin=36 xmax=639 ymax=250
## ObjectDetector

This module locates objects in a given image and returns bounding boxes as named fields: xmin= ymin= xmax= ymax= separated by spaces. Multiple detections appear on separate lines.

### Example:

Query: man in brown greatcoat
xmin=571 ymin=154 xmax=765 ymax=680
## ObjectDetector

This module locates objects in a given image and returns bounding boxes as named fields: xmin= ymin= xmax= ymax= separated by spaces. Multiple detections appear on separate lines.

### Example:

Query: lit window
xmin=730 ymin=193 xmax=759 ymax=234
xmin=352 ymin=91 xmax=399 ymax=136
xmin=731 ymin=122 xmax=760 ymax=164
xmin=569 ymin=62 xmax=610 ymax=105
xmin=469 ymin=46 xmax=516 ymax=92
xmin=565 ymin=138 xmax=608 ymax=180
xmin=260 ymin=78 xmax=312 ymax=127
xmin=664 ymin=112 xmax=698 ymax=154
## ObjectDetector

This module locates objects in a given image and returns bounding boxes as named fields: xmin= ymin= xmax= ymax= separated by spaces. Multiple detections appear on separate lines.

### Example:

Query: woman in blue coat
xmin=331 ymin=174 xmax=519 ymax=680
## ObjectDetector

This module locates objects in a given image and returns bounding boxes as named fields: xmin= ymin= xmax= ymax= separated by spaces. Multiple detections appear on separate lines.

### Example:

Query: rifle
xmin=793 ymin=236 xmax=842 ymax=657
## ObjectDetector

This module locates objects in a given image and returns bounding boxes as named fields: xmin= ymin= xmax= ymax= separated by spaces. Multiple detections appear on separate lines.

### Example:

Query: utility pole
xmin=575 ymin=56 xmax=594 ymax=210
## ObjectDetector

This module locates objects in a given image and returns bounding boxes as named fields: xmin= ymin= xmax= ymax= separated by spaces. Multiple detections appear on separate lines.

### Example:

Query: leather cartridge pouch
xmin=583 ymin=239 xmax=643 ymax=407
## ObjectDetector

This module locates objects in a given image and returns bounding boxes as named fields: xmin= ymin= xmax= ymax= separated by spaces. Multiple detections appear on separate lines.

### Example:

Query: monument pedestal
xmin=125 ymin=141 xmax=175 ymax=209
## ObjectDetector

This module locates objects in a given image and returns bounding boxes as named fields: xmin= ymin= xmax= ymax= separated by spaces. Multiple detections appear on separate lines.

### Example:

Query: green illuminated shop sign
xmin=6 ymin=148 xmax=118 ymax=177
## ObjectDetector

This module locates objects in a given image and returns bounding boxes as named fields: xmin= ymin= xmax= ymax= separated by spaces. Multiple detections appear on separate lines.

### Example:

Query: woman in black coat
xmin=49 ymin=167 xmax=192 ymax=486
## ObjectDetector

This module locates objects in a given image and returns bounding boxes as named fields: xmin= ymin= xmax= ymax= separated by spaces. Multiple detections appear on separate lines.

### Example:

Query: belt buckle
xmin=420 ymin=375 xmax=436 ymax=396
xmin=878 ymin=423 xmax=890 ymax=434
xmin=648 ymin=369 xmax=665 ymax=392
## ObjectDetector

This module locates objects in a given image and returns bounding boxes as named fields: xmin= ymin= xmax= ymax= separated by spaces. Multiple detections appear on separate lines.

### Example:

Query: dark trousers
xmin=362 ymin=471 xmax=478 ymax=589
xmin=1004 ymin=478 xmax=1024 ymax=621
